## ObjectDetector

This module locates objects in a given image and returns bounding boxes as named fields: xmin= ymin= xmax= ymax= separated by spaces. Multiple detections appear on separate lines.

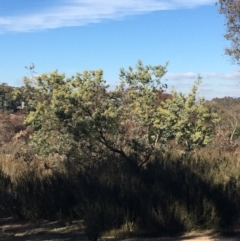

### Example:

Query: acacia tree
xmin=22 ymin=61 xmax=219 ymax=167
xmin=22 ymin=61 xmax=168 ymax=166
xmin=218 ymin=0 xmax=240 ymax=63
xmin=156 ymin=79 xmax=220 ymax=153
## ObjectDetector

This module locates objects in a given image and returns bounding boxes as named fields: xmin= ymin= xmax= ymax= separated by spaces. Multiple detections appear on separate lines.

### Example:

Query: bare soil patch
xmin=1 ymin=217 xmax=240 ymax=241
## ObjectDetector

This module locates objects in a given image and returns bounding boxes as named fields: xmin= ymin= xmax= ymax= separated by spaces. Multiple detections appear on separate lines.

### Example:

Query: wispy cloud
xmin=166 ymin=72 xmax=199 ymax=80
xmin=0 ymin=0 xmax=215 ymax=33
xmin=204 ymin=71 xmax=240 ymax=80
xmin=166 ymin=70 xmax=240 ymax=81
xmin=165 ymin=70 xmax=240 ymax=99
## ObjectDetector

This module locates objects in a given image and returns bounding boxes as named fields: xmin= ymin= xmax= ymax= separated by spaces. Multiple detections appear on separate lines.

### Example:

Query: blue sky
xmin=0 ymin=0 xmax=239 ymax=100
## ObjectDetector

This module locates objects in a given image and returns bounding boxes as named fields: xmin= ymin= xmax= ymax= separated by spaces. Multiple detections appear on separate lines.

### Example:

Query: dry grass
xmin=191 ymin=148 xmax=240 ymax=184
xmin=1 ymin=217 xmax=240 ymax=241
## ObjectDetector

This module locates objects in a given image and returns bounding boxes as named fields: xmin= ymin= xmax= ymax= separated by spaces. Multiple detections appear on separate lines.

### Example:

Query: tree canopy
xmin=22 ymin=61 xmax=219 ymax=166
xmin=218 ymin=0 xmax=240 ymax=63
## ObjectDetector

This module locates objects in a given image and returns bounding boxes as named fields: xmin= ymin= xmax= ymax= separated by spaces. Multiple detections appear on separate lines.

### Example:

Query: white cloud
xmin=166 ymin=70 xmax=240 ymax=81
xmin=204 ymin=71 xmax=240 ymax=80
xmin=165 ymin=70 xmax=240 ymax=99
xmin=166 ymin=72 xmax=199 ymax=80
xmin=0 ymin=0 xmax=215 ymax=33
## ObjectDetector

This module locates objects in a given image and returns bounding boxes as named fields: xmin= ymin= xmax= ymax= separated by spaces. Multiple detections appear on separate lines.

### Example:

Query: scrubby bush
xmin=2 ymin=150 xmax=239 ymax=236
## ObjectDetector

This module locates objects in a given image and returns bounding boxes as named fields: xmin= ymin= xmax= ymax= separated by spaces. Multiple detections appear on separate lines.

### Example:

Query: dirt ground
xmin=1 ymin=217 xmax=240 ymax=241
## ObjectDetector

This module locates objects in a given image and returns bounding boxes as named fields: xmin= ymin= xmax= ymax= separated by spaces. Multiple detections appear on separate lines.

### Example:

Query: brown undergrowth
xmin=1 ymin=111 xmax=240 ymax=238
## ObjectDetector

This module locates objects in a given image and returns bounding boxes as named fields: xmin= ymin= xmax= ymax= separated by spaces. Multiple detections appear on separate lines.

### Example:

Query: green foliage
xmin=22 ymin=61 xmax=219 ymax=166
xmin=0 ymin=83 xmax=20 ymax=110
xmin=23 ymin=68 xmax=114 ymax=159
xmin=155 ymin=78 xmax=220 ymax=152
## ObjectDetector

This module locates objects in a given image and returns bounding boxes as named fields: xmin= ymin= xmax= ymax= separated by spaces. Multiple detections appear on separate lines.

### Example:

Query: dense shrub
xmin=0 ymin=170 xmax=20 ymax=218
xmin=1 ymin=150 xmax=240 ymax=236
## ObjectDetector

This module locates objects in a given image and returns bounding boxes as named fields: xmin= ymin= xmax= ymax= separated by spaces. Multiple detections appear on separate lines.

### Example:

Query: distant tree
xmin=218 ymin=0 xmax=240 ymax=63
xmin=0 ymin=83 xmax=18 ymax=111
xmin=208 ymin=96 xmax=240 ymax=149
xmin=0 ymin=83 xmax=10 ymax=109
